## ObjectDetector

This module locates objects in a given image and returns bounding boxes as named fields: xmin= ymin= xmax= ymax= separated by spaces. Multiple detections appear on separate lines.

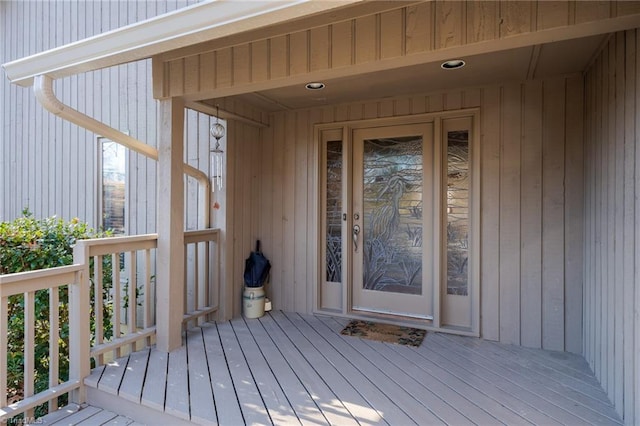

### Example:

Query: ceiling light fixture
xmin=305 ymin=82 xmax=325 ymax=90
xmin=441 ymin=59 xmax=466 ymax=70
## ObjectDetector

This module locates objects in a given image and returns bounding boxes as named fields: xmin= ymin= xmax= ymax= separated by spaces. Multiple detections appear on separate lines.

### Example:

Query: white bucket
xmin=243 ymin=286 xmax=265 ymax=319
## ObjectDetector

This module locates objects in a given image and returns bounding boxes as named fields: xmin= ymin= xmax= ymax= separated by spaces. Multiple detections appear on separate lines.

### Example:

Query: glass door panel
xmin=441 ymin=117 xmax=473 ymax=328
xmin=362 ymin=136 xmax=423 ymax=295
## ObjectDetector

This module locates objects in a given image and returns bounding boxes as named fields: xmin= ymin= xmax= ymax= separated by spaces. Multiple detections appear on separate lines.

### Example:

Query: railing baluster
xmin=112 ymin=253 xmax=121 ymax=359
xmin=93 ymin=255 xmax=104 ymax=366
xmin=49 ymin=287 xmax=60 ymax=412
xmin=194 ymin=243 xmax=200 ymax=325
xmin=144 ymin=249 xmax=152 ymax=346
xmin=0 ymin=296 xmax=8 ymax=408
xmin=128 ymin=251 xmax=137 ymax=354
xmin=24 ymin=291 xmax=35 ymax=419
xmin=204 ymin=241 xmax=210 ymax=322
xmin=144 ymin=250 xmax=151 ymax=328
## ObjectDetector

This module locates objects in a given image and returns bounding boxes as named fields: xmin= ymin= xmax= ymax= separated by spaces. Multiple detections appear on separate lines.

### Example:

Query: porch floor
xmin=83 ymin=311 xmax=621 ymax=425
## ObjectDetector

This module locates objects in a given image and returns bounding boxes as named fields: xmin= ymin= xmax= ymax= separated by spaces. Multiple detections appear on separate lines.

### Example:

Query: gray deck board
xmin=118 ymin=348 xmax=150 ymax=404
xmin=82 ymin=311 xmax=621 ymax=426
xmin=251 ymin=315 xmax=360 ymax=426
xmin=216 ymin=321 xmax=271 ymax=425
xmin=200 ymin=322 xmax=243 ymax=425
xmin=306 ymin=314 xmax=445 ymax=425
xmin=418 ymin=333 xmax=568 ymax=424
xmin=426 ymin=333 xmax=597 ymax=424
xmin=164 ymin=339 xmax=190 ymax=420
xmin=186 ymin=328 xmax=216 ymax=425
xmin=101 ymin=415 xmax=134 ymax=425
xmin=439 ymin=333 xmax=622 ymax=424
xmin=263 ymin=312 xmax=384 ymax=425
xmin=139 ymin=347 xmax=167 ymax=412
xmin=98 ymin=358 xmax=128 ymax=396
xmin=317 ymin=317 xmax=478 ymax=426
xmin=74 ymin=408 xmax=118 ymax=424
xmin=50 ymin=405 xmax=102 ymax=424
xmin=285 ymin=312 xmax=422 ymax=425
xmin=228 ymin=318 xmax=300 ymax=425
xmin=38 ymin=405 xmax=133 ymax=426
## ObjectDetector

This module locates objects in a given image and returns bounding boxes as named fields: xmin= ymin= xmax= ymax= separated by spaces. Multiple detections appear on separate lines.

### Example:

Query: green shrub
xmin=0 ymin=209 xmax=113 ymax=414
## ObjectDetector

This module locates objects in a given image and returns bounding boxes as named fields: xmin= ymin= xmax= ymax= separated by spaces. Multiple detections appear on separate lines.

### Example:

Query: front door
xmin=352 ymin=123 xmax=436 ymax=319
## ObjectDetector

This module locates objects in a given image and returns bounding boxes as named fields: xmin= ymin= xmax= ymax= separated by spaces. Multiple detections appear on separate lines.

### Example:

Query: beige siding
xmin=252 ymin=77 xmax=584 ymax=351
xmin=584 ymin=29 xmax=639 ymax=424
xmin=158 ymin=0 xmax=640 ymax=99
xmin=0 ymin=1 xmax=205 ymax=233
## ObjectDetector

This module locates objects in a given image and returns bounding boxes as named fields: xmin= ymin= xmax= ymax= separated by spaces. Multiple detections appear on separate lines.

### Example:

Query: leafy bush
xmin=0 ymin=209 xmax=113 ymax=413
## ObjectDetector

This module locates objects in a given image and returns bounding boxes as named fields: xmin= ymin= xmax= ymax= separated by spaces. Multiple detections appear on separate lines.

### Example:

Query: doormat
xmin=340 ymin=320 xmax=426 ymax=347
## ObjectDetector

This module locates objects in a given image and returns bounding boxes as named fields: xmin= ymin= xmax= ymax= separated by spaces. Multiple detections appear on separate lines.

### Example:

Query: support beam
xmin=156 ymin=97 xmax=185 ymax=352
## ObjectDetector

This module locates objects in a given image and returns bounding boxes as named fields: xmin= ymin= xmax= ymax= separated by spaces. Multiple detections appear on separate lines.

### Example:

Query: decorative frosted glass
xmin=363 ymin=136 xmax=423 ymax=295
xmin=446 ymin=130 xmax=469 ymax=295
xmin=326 ymin=141 xmax=342 ymax=282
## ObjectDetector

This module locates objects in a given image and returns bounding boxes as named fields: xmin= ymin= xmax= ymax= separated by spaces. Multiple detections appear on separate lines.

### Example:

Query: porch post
xmin=156 ymin=97 xmax=185 ymax=352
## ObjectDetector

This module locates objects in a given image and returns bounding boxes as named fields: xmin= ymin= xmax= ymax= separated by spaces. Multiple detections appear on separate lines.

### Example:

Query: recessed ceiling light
xmin=441 ymin=59 xmax=466 ymax=70
xmin=305 ymin=82 xmax=325 ymax=90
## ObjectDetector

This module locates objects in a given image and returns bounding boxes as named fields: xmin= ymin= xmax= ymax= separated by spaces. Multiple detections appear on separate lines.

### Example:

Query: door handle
xmin=353 ymin=224 xmax=360 ymax=252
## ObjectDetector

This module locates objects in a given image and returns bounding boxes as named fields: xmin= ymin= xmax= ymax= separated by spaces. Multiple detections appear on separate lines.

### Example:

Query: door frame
xmin=315 ymin=109 xmax=480 ymax=337
xmin=351 ymin=123 xmax=436 ymax=320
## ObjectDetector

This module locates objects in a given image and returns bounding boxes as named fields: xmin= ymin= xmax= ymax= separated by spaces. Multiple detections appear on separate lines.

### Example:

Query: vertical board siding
xmin=0 ymin=0 xmax=203 ymax=232
xmin=257 ymin=76 xmax=583 ymax=354
xmin=499 ymin=83 xmax=522 ymax=346
xmin=584 ymin=29 xmax=639 ymax=425
xmin=160 ymin=0 xmax=640 ymax=99
xmin=520 ymin=80 xmax=543 ymax=349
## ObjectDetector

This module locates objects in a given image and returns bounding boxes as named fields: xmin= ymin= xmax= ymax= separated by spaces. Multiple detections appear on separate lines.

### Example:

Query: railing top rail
xmin=183 ymin=228 xmax=220 ymax=244
xmin=75 ymin=233 xmax=159 ymax=247
xmin=0 ymin=264 xmax=83 ymax=297
xmin=75 ymin=234 xmax=159 ymax=257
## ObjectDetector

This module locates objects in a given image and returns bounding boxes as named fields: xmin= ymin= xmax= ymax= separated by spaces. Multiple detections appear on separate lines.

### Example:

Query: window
xmin=99 ymin=138 xmax=127 ymax=234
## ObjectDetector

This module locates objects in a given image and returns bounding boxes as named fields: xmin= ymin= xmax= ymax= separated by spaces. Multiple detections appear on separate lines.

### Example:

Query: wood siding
xmin=583 ymin=29 xmax=640 ymax=424
xmin=157 ymin=0 xmax=640 ymax=100
xmin=254 ymin=77 xmax=584 ymax=352
xmin=0 ymin=0 xmax=208 ymax=234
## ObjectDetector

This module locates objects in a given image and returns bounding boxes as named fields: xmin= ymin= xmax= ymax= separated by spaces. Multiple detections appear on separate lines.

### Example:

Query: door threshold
xmin=348 ymin=309 xmax=433 ymax=329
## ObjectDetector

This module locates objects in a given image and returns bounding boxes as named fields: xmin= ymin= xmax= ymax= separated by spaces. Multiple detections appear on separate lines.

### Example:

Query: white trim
xmin=3 ymin=0 xmax=361 ymax=87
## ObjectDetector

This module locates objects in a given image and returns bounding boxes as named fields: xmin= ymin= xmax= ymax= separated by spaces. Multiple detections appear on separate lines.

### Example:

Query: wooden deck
xmin=78 ymin=311 xmax=621 ymax=425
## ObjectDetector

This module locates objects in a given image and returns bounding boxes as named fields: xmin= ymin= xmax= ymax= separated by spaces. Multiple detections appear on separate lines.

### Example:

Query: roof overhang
xmin=2 ymin=0 xmax=362 ymax=87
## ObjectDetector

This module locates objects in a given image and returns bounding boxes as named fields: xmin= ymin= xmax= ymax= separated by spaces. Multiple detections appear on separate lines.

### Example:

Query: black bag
xmin=244 ymin=240 xmax=271 ymax=287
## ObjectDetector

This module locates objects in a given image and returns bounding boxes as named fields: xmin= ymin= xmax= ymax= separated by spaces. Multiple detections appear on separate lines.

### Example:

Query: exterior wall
xmin=583 ymin=29 xmax=640 ymax=424
xmin=0 ymin=0 xmax=208 ymax=234
xmin=255 ymin=76 xmax=584 ymax=353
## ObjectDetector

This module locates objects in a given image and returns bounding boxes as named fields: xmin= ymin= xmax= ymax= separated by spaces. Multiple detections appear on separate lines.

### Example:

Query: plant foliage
xmin=0 ymin=209 xmax=113 ymax=414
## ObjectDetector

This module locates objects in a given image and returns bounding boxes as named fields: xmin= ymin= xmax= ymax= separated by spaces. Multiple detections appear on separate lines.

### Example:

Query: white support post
xmin=70 ymin=242 xmax=91 ymax=404
xmin=156 ymin=97 xmax=186 ymax=352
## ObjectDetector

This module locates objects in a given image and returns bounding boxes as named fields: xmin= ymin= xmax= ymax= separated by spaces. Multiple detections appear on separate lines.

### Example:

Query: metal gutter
xmin=3 ymin=0 xmax=360 ymax=87
xmin=33 ymin=75 xmax=211 ymax=228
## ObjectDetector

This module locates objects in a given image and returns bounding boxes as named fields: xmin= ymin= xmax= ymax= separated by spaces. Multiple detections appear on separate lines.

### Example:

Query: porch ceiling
xmin=216 ymin=34 xmax=606 ymax=112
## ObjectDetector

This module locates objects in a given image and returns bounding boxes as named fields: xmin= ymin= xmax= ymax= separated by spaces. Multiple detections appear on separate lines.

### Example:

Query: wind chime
xmin=209 ymin=105 xmax=225 ymax=192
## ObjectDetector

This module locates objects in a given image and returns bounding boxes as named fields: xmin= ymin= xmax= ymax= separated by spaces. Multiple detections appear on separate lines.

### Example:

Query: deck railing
xmin=0 ymin=229 xmax=221 ymax=421
xmin=74 ymin=234 xmax=159 ymax=367
xmin=183 ymin=228 xmax=220 ymax=328
xmin=0 ymin=265 xmax=85 ymax=421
